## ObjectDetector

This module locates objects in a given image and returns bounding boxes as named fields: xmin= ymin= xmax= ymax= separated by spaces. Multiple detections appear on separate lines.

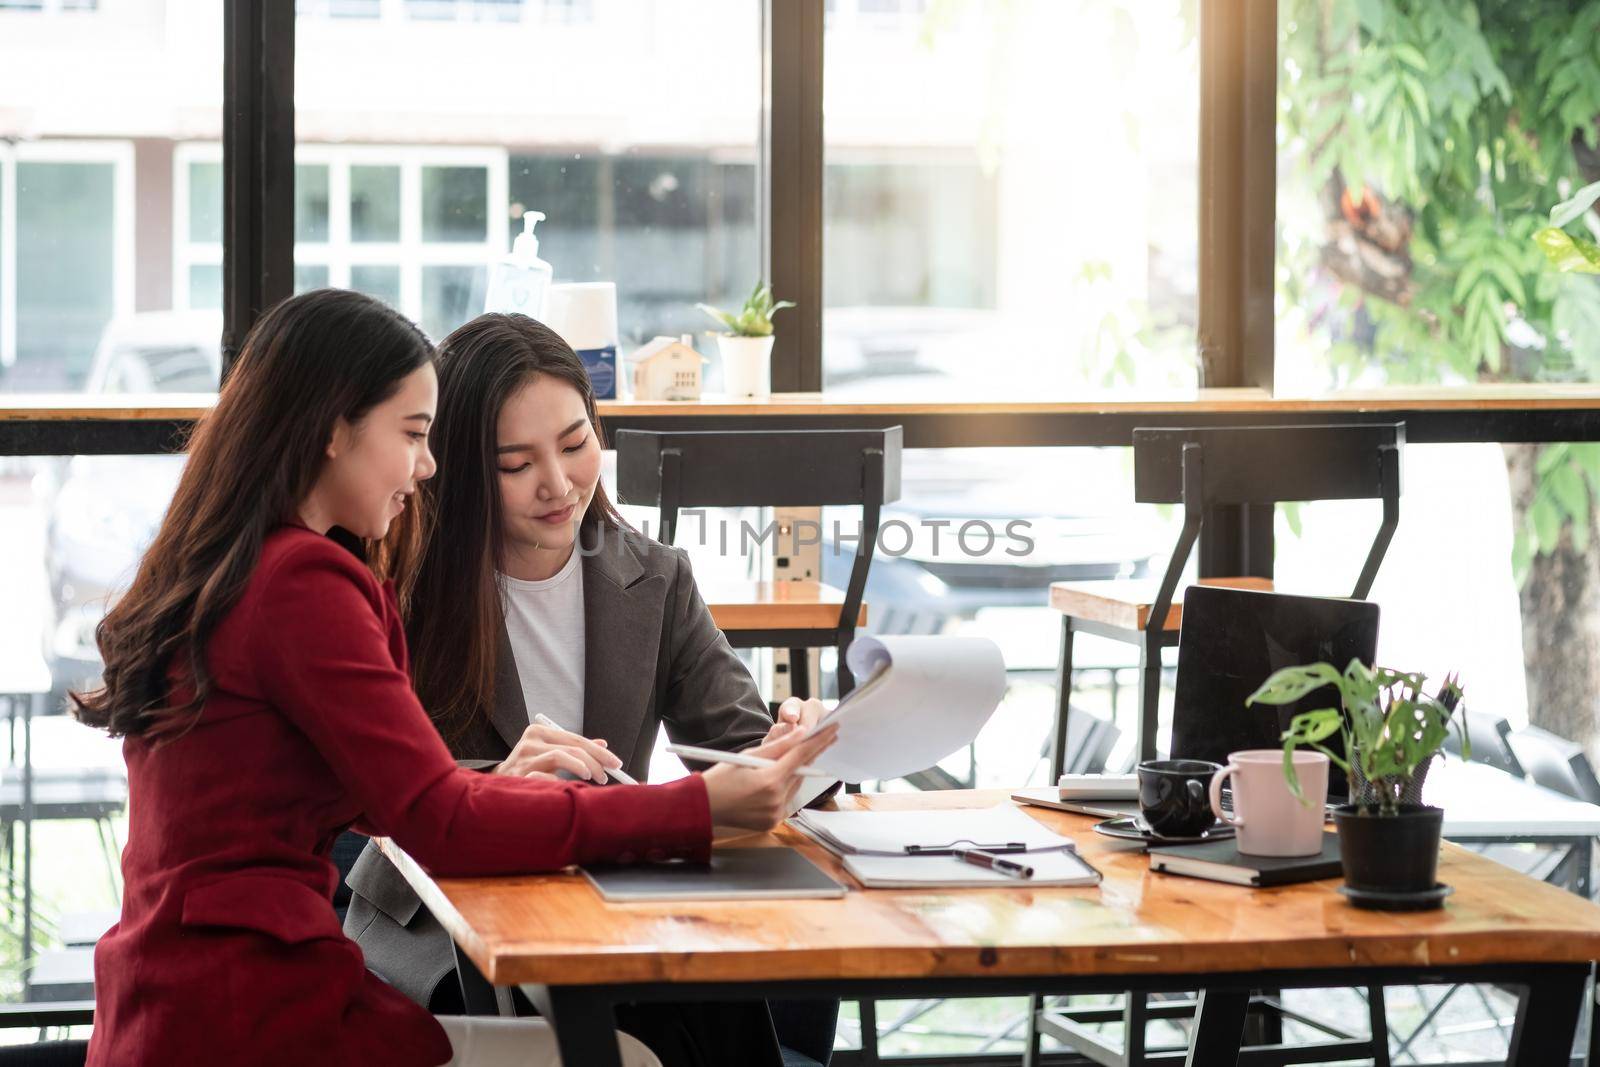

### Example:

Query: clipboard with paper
xmin=803 ymin=634 xmax=1007 ymax=784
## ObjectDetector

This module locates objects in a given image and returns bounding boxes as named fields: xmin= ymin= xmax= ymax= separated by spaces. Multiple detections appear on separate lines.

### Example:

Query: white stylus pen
xmin=531 ymin=713 xmax=639 ymax=785
xmin=665 ymin=743 xmax=827 ymax=778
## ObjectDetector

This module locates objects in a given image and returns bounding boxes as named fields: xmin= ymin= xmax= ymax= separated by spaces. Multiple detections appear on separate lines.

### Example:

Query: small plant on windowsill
xmin=695 ymin=282 xmax=795 ymax=399
xmin=1247 ymin=661 xmax=1465 ymax=906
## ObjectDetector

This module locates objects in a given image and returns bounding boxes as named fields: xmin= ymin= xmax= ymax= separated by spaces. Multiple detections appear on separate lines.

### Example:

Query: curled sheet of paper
xmin=810 ymin=635 xmax=1006 ymax=783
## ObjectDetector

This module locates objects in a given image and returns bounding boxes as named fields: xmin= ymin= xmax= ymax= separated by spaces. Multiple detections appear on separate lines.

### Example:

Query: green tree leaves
xmin=1281 ymin=0 xmax=1600 ymax=581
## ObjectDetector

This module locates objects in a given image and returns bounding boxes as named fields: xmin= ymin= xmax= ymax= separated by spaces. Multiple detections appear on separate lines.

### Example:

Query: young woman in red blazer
xmin=73 ymin=289 xmax=835 ymax=1067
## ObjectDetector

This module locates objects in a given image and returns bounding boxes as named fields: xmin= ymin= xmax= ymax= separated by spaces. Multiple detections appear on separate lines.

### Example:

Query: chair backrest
xmin=615 ymin=427 xmax=903 ymax=512
xmin=1131 ymin=423 xmax=1403 ymax=615
xmin=1443 ymin=713 xmax=1524 ymax=779
xmin=1132 ymin=423 xmax=1405 ymax=506
xmin=1506 ymin=725 xmax=1600 ymax=804
xmin=613 ymin=427 xmax=904 ymax=652
xmin=1061 ymin=710 xmax=1122 ymax=776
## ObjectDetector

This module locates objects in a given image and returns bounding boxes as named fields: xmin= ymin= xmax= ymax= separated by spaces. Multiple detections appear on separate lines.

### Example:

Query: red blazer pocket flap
xmin=181 ymin=875 xmax=343 ymax=945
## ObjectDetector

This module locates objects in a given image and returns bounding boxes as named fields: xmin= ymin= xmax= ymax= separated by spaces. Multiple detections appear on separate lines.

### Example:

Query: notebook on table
xmin=841 ymin=848 xmax=1101 ymax=888
xmin=791 ymin=804 xmax=1101 ymax=888
xmin=581 ymin=847 xmax=846 ymax=902
xmin=1148 ymin=833 xmax=1342 ymax=887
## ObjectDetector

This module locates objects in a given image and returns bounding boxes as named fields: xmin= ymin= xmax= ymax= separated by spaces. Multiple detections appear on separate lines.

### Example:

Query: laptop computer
xmin=1170 ymin=585 xmax=1381 ymax=805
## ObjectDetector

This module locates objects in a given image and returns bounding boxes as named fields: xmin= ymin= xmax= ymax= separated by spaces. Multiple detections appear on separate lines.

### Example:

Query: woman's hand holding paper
xmin=762 ymin=696 xmax=827 ymax=745
xmin=703 ymin=723 xmax=840 ymax=831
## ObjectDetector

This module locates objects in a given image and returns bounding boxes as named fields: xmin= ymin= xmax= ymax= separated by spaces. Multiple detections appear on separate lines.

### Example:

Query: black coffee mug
xmin=1137 ymin=759 xmax=1223 ymax=838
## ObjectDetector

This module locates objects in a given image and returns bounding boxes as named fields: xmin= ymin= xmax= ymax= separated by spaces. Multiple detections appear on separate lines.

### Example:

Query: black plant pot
xmin=1333 ymin=803 xmax=1444 ymax=897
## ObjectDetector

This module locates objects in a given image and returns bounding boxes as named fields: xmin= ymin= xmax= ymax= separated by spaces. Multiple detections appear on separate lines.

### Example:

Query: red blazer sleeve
xmin=251 ymin=537 xmax=711 ymax=873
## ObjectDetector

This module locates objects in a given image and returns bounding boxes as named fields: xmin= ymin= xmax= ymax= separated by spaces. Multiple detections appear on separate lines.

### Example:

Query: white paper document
xmin=791 ymin=805 xmax=1100 ymax=888
xmin=791 ymin=804 xmax=1071 ymax=855
xmin=808 ymin=634 xmax=1006 ymax=783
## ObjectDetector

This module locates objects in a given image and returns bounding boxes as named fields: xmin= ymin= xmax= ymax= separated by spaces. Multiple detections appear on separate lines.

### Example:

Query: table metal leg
xmin=538 ymin=985 xmax=625 ymax=1067
xmin=1050 ymin=619 xmax=1076 ymax=781
xmin=789 ymin=648 xmax=811 ymax=700
xmin=1505 ymin=965 xmax=1587 ymax=1066
xmin=1185 ymin=988 xmax=1247 ymax=1067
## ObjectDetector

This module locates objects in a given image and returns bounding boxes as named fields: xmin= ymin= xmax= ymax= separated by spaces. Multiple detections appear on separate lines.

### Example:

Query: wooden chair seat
xmin=1048 ymin=576 xmax=1273 ymax=632
xmin=702 ymin=580 xmax=867 ymax=633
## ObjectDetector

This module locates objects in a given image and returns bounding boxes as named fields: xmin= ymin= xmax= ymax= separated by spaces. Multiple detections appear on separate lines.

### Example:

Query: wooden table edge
xmin=376 ymin=834 xmax=1600 ymax=989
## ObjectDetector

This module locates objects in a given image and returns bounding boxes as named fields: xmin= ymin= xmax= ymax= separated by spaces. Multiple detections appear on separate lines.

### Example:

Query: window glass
xmin=350 ymin=164 xmax=402 ymax=243
xmin=296 ymin=163 xmax=331 ymax=243
xmin=294 ymin=1 xmax=759 ymax=348
xmin=822 ymin=0 xmax=1200 ymax=400
xmin=16 ymin=162 xmax=117 ymax=390
xmin=351 ymin=263 xmax=403 ymax=306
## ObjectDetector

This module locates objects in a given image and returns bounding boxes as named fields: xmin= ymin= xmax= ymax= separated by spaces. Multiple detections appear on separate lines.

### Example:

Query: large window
xmin=293 ymin=0 xmax=760 ymax=368
xmin=0 ymin=0 xmax=221 ymax=395
xmin=822 ymin=0 xmax=1201 ymax=400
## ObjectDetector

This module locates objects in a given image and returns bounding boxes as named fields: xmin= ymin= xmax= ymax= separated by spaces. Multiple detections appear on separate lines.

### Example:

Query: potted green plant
xmin=1246 ymin=660 xmax=1465 ymax=908
xmin=696 ymin=282 xmax=794 ymax=399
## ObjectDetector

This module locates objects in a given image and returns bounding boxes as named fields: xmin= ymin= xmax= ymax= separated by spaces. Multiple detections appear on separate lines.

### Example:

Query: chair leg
xmin=1139 ymin=631 xmax=1164 ymax=763
xmin=836 ymin=639 xmax=856 ymax=696
xmin=1022 ymin=993 xmax=1045 ymax=1067
xmin=1050 ymin=619 xmax=1076 ymax=781
xmin=1125 ymin=991 xmax=1147 ymax=1063
xmin=1 ymin=818 xmax=12 ymax=926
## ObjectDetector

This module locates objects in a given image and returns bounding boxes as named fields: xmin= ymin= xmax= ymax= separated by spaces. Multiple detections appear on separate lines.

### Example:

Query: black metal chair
xmin=614 ymin=427 xmax=902 ymax=699
xmin=0 ymin=1042 xmax=89 ymax=1066
xmin=1506 ymin=726 xmax=1600 ymax=805
xmin=1444 ymin=713 xmax=1526 ymax=779
xmin=1031 ymin=423 xmax=1404 ymax=1067
xmin=1047 ymin=422 xmax=1404 ymax=775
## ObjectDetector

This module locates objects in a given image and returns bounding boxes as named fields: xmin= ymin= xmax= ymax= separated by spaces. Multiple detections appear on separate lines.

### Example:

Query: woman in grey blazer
xmin=341 ymin=313 xmax=838 ymax=1067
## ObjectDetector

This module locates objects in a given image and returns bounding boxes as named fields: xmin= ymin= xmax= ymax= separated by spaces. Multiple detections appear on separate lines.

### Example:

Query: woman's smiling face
xmin=495 ymin=373 xmax=601 ymax=576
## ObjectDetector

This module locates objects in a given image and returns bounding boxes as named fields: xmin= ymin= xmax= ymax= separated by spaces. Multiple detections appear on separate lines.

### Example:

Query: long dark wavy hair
xmin=406 ymin=313 xmax=626 ymax=744
xmin=73 ymin=289 xmax=435 ymax=741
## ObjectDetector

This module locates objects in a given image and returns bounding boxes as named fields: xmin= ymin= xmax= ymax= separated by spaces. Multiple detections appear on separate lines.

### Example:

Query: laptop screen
xmin=1170 ymin=586 xmax=1381 ymax=802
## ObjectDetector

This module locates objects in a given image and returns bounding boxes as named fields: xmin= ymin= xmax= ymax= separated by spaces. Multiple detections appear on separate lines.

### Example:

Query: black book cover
xmin=1148 ymin=832 xmax=1342 ymax=887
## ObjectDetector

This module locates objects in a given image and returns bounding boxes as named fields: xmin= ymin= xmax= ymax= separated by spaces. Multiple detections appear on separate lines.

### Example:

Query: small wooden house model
xmin=631 ymin=334 xmax=705 ymax=401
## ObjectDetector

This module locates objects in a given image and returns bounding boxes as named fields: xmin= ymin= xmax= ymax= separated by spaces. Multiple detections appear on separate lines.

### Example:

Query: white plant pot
xmin=717 ymin=334 xmax=774 ymax=399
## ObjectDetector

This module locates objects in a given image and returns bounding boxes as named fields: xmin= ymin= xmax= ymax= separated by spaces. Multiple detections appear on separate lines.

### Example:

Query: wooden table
xmin=12 ymin=385 xmax=1600 ymax=453
xmin=382 ymin=789 xmax=1600 ymax=1066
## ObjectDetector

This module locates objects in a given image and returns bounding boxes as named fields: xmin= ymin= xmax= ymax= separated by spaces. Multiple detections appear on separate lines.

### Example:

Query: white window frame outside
xmin=299 ymin=0 xmax=593 ymax=23
xmin=0 ymin=0 xmax=99 ymax=13
xmin=173 ymin=143 xmax=509 ymax=323
xmin=0 ymin=139 xmax=135 ymax=371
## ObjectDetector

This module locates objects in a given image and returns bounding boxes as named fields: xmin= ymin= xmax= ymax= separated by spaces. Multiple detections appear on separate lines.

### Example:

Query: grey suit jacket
xmin=342 ymin=525 xmax=781 ymax=1007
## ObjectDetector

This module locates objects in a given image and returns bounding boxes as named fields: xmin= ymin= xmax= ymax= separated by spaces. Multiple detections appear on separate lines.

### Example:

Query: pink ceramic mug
xmin=1208 ymin=749 xmax=1329 ymax=857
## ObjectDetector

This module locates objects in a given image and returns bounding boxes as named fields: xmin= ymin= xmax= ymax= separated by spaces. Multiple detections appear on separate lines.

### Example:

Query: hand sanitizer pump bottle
xmin=484 ymin=210 xmax=554 ymax=320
